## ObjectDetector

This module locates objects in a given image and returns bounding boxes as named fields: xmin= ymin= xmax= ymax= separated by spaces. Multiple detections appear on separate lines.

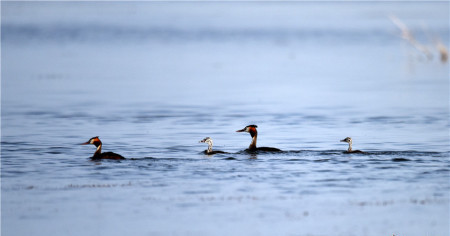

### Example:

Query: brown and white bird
xmin=199 ymin=137 xmax=227 ymax=155
xmin=81 ymin=136 xmax=125 ymax=160
xmin=340 ymin=137 xmax=365 ymax=154
xmin=236 ymin=125 xmax=281 ymax=152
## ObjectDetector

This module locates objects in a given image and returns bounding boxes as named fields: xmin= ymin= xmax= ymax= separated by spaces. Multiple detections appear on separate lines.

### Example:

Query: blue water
xmin=2 ymin=2 xmax=449 ymax=236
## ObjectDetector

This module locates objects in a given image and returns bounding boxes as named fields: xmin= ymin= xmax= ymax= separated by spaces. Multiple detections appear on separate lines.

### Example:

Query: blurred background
xmin=2 ymin=1 xmax=449 ymax=150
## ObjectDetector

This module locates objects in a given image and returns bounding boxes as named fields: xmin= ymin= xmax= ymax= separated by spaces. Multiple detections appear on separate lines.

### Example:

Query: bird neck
xmin=347 ymin=142 xmax=352 ymax=152
xmin=207 ymin=142 xmax=213 ymax=153
xmin=95 ymin=143 xmax=102 ymax=156
xmin=249 ymin=131 xmax=257 ymax=150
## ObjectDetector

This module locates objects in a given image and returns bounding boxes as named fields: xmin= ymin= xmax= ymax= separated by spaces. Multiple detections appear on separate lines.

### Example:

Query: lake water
xmin=1 ymin=2 xmax=449 ymax=236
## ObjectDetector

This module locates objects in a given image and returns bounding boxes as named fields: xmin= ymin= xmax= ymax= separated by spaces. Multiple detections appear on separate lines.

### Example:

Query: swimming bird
xmin=199 ymin=137 xmax=227 ymax=155
xmin=340 ymin=137 xmax=365 ymax=154
xmin=81 ymin=136 xmax=125 ymax=160
xmin=236 ymin=125 xmax=282 ymax=152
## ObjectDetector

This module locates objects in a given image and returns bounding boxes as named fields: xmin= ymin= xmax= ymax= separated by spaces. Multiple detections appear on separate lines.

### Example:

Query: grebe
xmin=236 ymin=125 xmax=282 ymax=152
xmin=199 ymin=137 xmax=227 ymax=155
xmin=81 ymin=136 xmax=125 ymax=160
xmin=340 ymin=137 xmax=365 ymax=154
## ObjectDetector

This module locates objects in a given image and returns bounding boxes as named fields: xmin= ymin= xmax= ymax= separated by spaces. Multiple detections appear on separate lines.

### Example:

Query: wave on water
xmin=89 ymin=149 xmax=450 ymax=162
xmin=2 ymin=24 xmax=397 ymax=45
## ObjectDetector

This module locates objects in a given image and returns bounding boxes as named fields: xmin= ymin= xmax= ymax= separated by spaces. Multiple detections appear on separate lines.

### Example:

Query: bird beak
xmin=236 ymin=128 xmax=246 ymax=132
xmin=80 ymin=141 xmax=90 ymax=145
xmin=340 ymin=139 xmax=345 ymax=142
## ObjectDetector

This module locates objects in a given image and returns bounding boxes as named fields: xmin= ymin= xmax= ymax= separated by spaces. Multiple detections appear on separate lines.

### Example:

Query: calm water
xmin=2 ymin=2 xmax=449 ymax=236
